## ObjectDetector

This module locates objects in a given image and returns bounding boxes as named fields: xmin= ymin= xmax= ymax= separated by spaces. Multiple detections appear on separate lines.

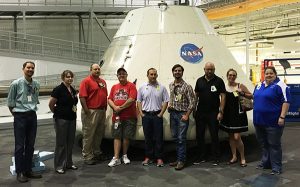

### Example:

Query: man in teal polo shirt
xmin=7 ymin=61 xmax=42 ymax=183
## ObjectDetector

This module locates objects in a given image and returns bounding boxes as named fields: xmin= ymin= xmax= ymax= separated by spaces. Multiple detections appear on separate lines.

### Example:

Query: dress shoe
xmin=169 ymin=161 xmax=178 ymax=167
xmin=67 ymin=165 xmax=78 ymax=170
xmin=84 ymin=159 xmax=96 ymax=165
xmin=23 ymin=171 xmax=42 ymax=179
xmin=16 ymin=173 xmax=28 ymax=183
xmin=175 ymin=162 xmax=185 ymax=170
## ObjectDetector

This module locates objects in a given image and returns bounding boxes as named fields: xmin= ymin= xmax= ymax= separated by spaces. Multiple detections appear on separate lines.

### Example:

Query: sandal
xmin=227 ymin=159 xmax=237 ymax=165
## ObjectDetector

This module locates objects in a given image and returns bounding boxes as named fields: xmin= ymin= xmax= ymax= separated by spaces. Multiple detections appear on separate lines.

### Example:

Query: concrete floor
xmin=0 ymin=123 xmax=300 ymax=187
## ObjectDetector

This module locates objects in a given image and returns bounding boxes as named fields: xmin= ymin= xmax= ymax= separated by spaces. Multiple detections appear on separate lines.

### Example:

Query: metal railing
xmin=0 ymin=30 xmax=106 ymax=64
xmin=0 ymin=0 xmax=179 ymax=7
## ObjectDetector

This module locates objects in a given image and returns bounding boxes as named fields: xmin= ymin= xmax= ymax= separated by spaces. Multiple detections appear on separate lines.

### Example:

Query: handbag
xmin=239 ymin=95 xmax=253 ymax=111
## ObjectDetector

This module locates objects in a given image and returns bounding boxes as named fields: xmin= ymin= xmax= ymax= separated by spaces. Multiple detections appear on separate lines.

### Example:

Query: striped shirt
xmin=169 ymin=80 xmax=196 ymax=112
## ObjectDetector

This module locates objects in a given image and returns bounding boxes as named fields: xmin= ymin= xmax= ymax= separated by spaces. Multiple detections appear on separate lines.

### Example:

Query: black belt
xmin=142 ymin=110 xmax=161 ymax=115
xmin=168 ymin=108 xmax=187 ymax=113
xmin=14 ymin=111 xmax=36 ymax=115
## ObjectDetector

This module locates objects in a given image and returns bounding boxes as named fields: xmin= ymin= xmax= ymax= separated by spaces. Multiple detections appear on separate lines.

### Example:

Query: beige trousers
xmin=81 ymin=109 xmax=106 ymax=161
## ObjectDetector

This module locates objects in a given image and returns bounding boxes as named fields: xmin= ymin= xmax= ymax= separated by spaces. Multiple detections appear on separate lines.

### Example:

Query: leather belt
xmin=142 ymin=110 xmax=161 ymax=115
xmin=14 ymin=111 xmax=36 ymax=115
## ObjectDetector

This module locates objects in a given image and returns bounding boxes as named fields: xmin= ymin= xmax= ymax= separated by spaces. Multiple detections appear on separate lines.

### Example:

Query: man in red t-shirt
xmin=79 ymin=63 xmax=108 ymax=165
xmin=107 ymin=68 xmax=137 ymax=167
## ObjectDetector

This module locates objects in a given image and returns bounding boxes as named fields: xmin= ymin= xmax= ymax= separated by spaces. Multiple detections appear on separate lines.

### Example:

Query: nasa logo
xmin=180 ymin=43 xmax=203 ymax=64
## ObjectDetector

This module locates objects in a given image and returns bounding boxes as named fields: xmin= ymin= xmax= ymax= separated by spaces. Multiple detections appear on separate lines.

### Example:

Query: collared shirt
xmin=79 ymin=75 xmax=108 ymax=109
xmin=253 ymin=77 xmax=291 ymax=127
xmin=7 ymin=76 xmax=40 ymax=112
xmin=137 ymin=82 xmax=169 ymax=112
xmin=195 ymin=75 xmax=226 ymax=112
xmin=169 ymin=80 xmax=195 ymax=112
xmin=51 ymin=83 xmax=78 ymax=120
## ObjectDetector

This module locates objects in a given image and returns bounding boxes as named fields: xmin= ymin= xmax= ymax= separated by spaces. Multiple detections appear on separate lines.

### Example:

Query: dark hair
xmin=22 ymin=61 xmax=35 ymax=69
xmin=226 ymin=68 xmax=237 ymax=77
xmin=265 ymin=66 xmax=277 ymax=76
xmin=172 ymin=64 xmax=184 ymax=72
xmin=61 ymin=70 xmax=74 ymax=80
xmin=147 ymin=68 xmax=157 ymax=75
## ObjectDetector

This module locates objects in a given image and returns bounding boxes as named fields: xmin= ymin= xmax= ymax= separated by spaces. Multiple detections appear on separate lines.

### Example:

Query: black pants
xmin=195 ymin=111 xmax=220 ymax=161
xmin=13 ymin=111 xmax=37 ymax=173
xmin=54 ymin=118 xmax=76 ymax=170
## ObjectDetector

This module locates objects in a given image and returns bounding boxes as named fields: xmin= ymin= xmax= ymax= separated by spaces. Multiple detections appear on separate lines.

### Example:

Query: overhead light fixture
xmin=295 ymin=39 xmax=300 ymax=43
xmin=235 ymin=38 xmax=268 ymax=45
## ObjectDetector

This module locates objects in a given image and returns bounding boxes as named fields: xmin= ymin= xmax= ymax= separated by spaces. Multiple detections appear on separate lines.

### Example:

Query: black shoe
xmin=84 ymin=159 xmax=96 ymax=165
xmin=55 ymin=169 xmax=65 ymax=174
xmin=23 ymin=171 xmax=42 ymax=179
xmin=212 ymin=160 xmax=219 ymax=166
xmin=193 ymin=159 xmax=206 ymax=165
xmin=16 ymin=173 xmax=28 ymax=183
xmin=67 ymin=165 xmax=78 ymax=170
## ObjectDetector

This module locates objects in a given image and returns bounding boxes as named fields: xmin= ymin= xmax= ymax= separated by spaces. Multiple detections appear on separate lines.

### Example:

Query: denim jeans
xmin=170 ymin=111 xmax=189 ymax=162
xmin=13 ymin=111 xmax=37 ymax=174
xmin=142 ymin=114 xmax=163 ymax=159
xmin=255 ymin=125 xmax=284 ymax=172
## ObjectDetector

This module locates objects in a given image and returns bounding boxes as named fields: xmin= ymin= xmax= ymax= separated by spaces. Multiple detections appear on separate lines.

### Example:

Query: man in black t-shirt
xmin=193 ymin=62 xmax=226 ymax=166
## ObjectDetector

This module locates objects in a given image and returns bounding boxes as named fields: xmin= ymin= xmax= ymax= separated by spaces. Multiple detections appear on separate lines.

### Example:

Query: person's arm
xmin=137 ymin=101 xmax=144 ymax=117
xmin=278 ymin=102 xmax=290 ymax=126
xmin=79 ymin=97 xmax=90 ymax=115
xmin=182 ymin=85 xmax=196 ymax=121
xmin=7 ymin=82 xmax=17 ymax=115
xmin=48 ymin=97 xmax=57 ymax=113
xmin=239 ymin=83 xmax=253 ymax=99
xmin=217 ymin=92 xmax=226 ymax=121
xmin=158 ymin=102 xmax=168 ymax=118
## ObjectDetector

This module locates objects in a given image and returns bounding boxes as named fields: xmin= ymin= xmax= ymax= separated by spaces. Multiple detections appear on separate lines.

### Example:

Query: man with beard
xmin=168 ymin=64 xmax=196 ymax=170
xmin=79 ymin=63 xmax=108 ymax=165
xmin=7 ymin=61 xmax=42 ymax=183
xmin=193 ymin=62 xmax=226 ymax=166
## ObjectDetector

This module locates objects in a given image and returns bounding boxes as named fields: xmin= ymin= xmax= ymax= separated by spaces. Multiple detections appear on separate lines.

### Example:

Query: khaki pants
xmin=81 ymin=109 xmax=106 ymax=161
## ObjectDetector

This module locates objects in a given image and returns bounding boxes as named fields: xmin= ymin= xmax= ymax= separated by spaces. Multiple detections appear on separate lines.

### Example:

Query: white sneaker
xmin=122 ymin=154 xmax=131 ymax=164
xmin=108 ymin=157 xmax=121 ymax=167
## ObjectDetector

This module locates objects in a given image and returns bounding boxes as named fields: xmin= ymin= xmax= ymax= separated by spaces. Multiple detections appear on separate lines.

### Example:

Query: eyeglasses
xmin=228 ymin=74 xmax=237 ymax=77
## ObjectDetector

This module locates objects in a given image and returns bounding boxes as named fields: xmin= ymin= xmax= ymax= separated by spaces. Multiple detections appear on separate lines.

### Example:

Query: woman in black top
xmin=49 ymin=70 xmax=78 ymax=174
xmin=220 ymin=69 xmax=253 ymax=167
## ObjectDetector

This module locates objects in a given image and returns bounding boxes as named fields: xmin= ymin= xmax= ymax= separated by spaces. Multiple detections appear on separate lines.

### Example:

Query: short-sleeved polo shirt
xmin=195 ymin=75 xmax=226 ymax=112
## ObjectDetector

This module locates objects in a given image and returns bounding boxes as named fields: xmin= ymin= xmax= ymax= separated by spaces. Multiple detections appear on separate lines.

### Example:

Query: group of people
xmin=7 ymin=61 xmax=290 ymax=183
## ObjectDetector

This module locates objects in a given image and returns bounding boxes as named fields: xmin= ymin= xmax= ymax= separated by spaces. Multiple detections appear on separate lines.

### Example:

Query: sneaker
xmin=142 ymin=157 xmax=153 ymax=166
xmin=108 ymin=157 xmax=121 ymax=167
xmin=175 ymin=161 xmax=185 ymax=170
xmin=156 ymin=159 xmax=164 ymax=167
xmin=122 ymin=154 xmax=131 ymax=164
xmin=270 ymin=170 xmax=281 ymax=175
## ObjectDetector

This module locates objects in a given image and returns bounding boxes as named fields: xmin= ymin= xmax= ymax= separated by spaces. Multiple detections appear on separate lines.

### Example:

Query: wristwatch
xmin=279 ymin=116 xmax=285 ymax=119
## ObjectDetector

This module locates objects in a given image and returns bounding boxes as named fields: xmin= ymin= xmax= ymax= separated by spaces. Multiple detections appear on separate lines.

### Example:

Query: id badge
xmin=114 ymin=122 xmax=119 ymax=129
xmin=233 ymin=91 xmax=239 ymax=97
xmin=27 ymin=95 xmax=32 ymax=102
xmin=211 ymin=85 xmax=217 ymax=92
xmin=175 ymin=94 xmax=182 ymax=101
xmin=72 ymin=105 xmax=77 ymax=112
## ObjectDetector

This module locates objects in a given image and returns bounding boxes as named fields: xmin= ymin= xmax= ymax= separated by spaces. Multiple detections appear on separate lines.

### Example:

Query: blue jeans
xmin=142 ymin=114 xmax=163 ymax=159
xmin=170 ymin=111 xmax=189 ymax=162
xmin=255 ymin=125 xmax=284 ymax=172
xmin=13 ymin=111 xmax=37 ymax=174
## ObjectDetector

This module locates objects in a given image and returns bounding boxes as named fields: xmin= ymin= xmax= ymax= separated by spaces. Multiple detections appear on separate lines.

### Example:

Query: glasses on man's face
xmin=228 ymin=74 xmax=236 ymax=77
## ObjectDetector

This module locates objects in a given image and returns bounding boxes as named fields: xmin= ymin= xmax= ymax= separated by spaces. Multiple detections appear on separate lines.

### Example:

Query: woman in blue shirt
xmin=253 ymin=66 xmax=290 ymax=175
